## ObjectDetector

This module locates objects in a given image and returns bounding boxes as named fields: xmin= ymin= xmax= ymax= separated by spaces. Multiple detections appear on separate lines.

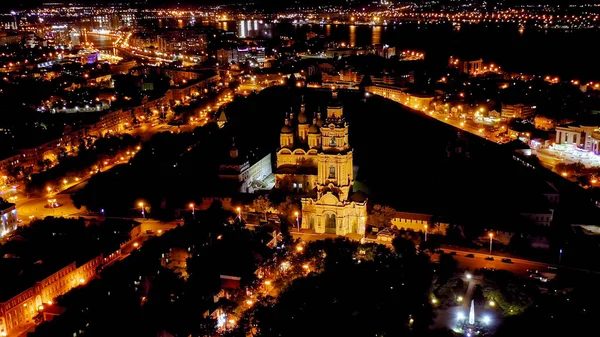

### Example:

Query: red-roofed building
xmin=220 ymin=275 xmax=241 ymax=290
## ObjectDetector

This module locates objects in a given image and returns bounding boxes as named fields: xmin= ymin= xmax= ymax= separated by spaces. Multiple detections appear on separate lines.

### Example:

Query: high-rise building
xmin=236 ymin=46 xmax=265 ymax=67
xmin=275 ymin=93 xmax=367 ymax=235
xmin=157 ymin=31 xmax=208 ymax=54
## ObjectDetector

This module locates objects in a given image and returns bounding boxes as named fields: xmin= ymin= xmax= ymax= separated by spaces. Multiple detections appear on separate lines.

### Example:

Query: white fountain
xmin=468 ymin=300 xmax=475 ymax=325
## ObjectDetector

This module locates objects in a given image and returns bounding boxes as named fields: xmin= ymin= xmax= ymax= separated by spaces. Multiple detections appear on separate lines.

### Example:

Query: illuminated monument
xmin=275 ymin=92 xmax=367 ymax=235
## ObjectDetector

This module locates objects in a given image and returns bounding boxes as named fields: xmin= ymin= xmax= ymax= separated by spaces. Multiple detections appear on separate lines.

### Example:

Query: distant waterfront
xmin=282 ymin=22 xmax=600 ymax=81
xmin=150 ymin=19 xmax=600 ymax=81
xmin=81 ymin=18 xmax=600 ymax=80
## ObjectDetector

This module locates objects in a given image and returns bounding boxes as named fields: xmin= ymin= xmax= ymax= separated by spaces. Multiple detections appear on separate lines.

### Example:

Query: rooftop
xmin=393 ymin=211 xmax=433 ymax=222
xmin=0 ymin=202 xmax=16 ymax=212
xmin=0 ymin=258 xmax=71 ymax=303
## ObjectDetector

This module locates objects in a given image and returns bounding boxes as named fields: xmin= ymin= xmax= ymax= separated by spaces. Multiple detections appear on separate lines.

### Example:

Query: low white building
xmin=219 ymin=140 xmax=272 ymax=193
xmin=520 ymin=209 xmax=554 ymax=227
xmin=0 ymin=202 xmax=18 ymax=236
xmin=554 ymin=124 xmax=600 ymax=154
xmin=390 ymin=211 xmax=449 ymax=234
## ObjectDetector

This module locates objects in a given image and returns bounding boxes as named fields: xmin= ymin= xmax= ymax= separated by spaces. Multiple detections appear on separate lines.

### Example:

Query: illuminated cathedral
xmin=275 ymin=92 xmax=367 ymax=235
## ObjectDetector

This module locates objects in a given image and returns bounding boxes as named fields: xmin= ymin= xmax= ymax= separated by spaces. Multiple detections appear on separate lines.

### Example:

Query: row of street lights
xmin=140 ymin=202 xmax=497 ymax=256
xmin=136 ymin=204 xmax=555 ymax=266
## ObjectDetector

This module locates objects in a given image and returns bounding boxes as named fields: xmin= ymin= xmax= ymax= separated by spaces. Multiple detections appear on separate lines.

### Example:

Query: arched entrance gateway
xmin=325 ymin=213 xmax=337 ymax=234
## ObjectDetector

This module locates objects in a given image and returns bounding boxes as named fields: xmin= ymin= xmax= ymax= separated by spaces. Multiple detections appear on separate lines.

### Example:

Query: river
xmin=81 ymin=18 xmax=600 ymax=80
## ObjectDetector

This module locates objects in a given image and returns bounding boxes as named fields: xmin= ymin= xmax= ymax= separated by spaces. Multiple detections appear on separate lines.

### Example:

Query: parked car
xmin=449 ymin=251 xmax=457 ymax=256
xmin=466 ymin=254 xmax=475 ymax=258
xmin=501 ymin=258 xmax=513 ymax=263
xmin=485 ymin=256 xmax=494 ymax=261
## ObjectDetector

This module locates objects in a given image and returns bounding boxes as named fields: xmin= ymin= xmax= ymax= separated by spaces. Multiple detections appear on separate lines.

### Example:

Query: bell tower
xmin=280 ymin=117 xmax=294 ymax=148
xmin=301 ymin=91 xmax=367 ymax=236
xmin=297 ymin=102 xmax=309 ymax=144
xmin=229 ymin=138 xmax=238 ymax=159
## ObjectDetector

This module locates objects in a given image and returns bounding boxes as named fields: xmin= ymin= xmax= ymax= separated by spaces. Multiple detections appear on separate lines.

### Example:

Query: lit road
xmin=428 ymin=113 xmax=506 ymax=143
xmin=438 ymin=248 xmax=600 ymax=277
xmin=134 ymin=218 xmax=180 ymax=233
xmin=375 ymin=95 xmax=506 ymax=143
xmin=535 ymin=148 xmax=567 ymax=170
xmin=13 ymin=158 xmax=130 ymax=223
xmin=10 ymin=119 xmax=200 ymax=221
xmin=17 ymin=193 xmax=85 ymax=221
xmin=117 ymin=219 xmax=180 ymax=256
xmin=290 ymin=232 xmax=599 ymax=276
xmin=293 ymin=232 xmax=549 ymax=276
xmin=436 ymin=248 xmax=549 ymax=276
xmin=129 ymin=123 xmax=194 ymax=141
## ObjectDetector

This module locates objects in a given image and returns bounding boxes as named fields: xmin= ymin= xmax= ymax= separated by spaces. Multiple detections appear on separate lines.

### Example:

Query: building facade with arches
xmin=275 ymin=93 xmax=367 ymax=235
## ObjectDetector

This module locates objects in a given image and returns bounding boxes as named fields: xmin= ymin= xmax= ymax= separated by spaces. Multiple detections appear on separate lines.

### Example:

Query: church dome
xmin=308 ymin=123 xmax=320 ymax=134
xmin=298 ymin=111 xmax=309 ymax=124
xmin=281 ymin=118 xmax=293 ymax=133
xmin=281 ymin=124 xmax=293 ymax=133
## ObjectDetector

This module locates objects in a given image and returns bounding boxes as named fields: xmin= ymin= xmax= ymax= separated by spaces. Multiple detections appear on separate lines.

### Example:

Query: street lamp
xmin=189 ymin=202 xmax=195 ymax=219
xmin=139 ymin=202 xmax=145 ymax=219
xmin=294 ymin=211 xmax=299 ymax=232
xmin=488 ymin=232 xmax=494 ymax=255
xmin=236 ymin=207 xmax=241 ymax=221
xmin=424 ymin=224 xmax=428 ymax=242
xmin=559 ymin=248 xmax=563 ymax=264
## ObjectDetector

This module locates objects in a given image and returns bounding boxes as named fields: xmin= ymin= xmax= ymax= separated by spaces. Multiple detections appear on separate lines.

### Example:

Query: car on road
xmin=501 ymin=258 xmax=513 ymax=263
xmin=485 ymin=256 xmax=494 ymax=261
xmin=465 ymin=254 xmax=475 ymax=258
xmin=449 ymin=251 xmax=457 ymax=256
xmin=528 ymin=272 xmax=548 ymax=282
